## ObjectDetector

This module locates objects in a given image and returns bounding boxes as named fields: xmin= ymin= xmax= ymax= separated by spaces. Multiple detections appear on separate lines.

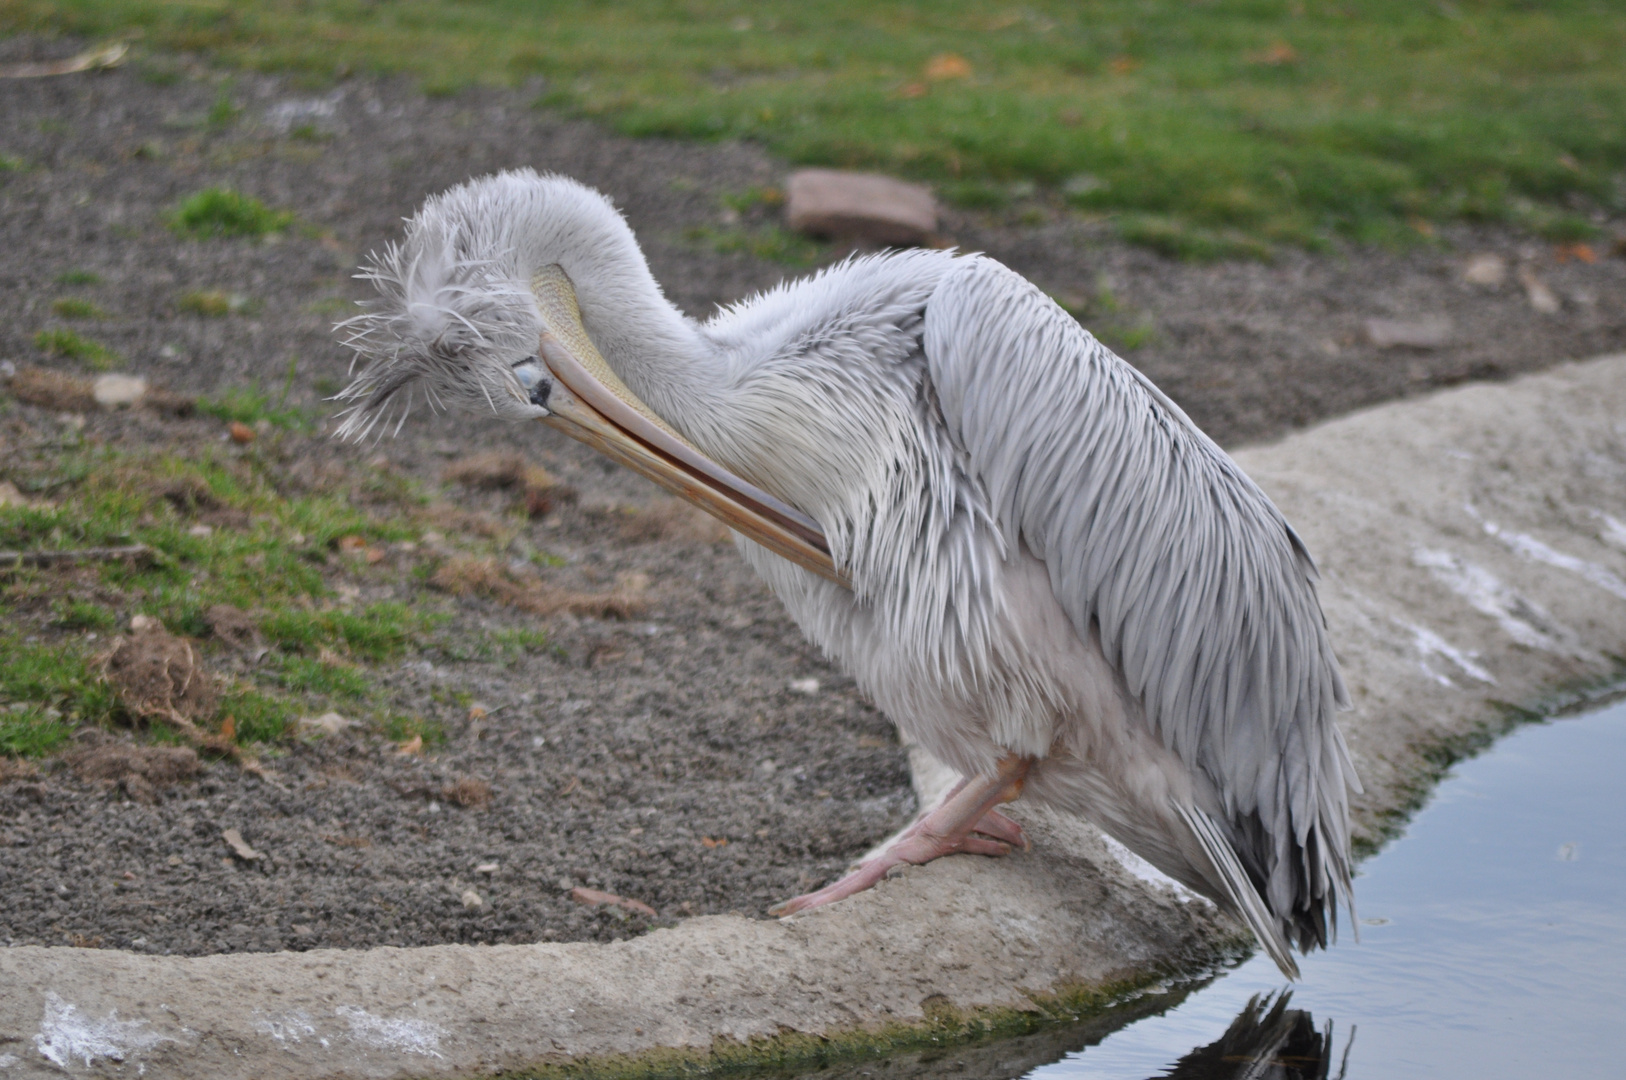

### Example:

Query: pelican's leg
xmin=769 ymin=754 xmax=1033 ymax=917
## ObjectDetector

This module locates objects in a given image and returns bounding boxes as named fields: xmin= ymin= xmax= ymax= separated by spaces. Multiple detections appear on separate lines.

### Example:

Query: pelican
xmin=335 ymin=170 xmax=1359 ymax=978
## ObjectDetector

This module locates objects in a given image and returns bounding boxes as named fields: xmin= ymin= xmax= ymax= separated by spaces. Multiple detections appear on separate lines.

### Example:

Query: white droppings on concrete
xmin=0 ymin=1052 xmax=19 ymax=1069
xmin=1412 ymin=548 xmax=1592 ymax=657
xmin=1594 ymin=512 xmax=1626 ymax=552
xmin=1469 ymin=507 xmax=1626 ymax=600
xmin=335 ymin=1005 xmax=444 ymax=1058
xmin=33 ymin=991 xmax=173 ymax=1069
xmin=1098 ymin=832 xmax=1197 ymax=901
xmin=253 ymin=1009 xmax=318 ymax=1049
xmin=1399 ymin=621 xmax=1495 ymax=685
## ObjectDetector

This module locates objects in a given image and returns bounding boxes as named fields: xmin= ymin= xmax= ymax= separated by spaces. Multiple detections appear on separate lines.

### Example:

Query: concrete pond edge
xmin=4 ymin=353 xmax=1626 ymax=1080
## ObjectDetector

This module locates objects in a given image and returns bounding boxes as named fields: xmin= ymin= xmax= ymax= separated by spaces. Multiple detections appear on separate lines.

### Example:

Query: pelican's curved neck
xmin=522 ymin=198 xmax=719 ymax=430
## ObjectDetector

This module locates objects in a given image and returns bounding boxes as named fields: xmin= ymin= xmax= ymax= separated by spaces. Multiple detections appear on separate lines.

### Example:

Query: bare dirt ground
xmin=2 ymin=41 xmax=1624 ymax=958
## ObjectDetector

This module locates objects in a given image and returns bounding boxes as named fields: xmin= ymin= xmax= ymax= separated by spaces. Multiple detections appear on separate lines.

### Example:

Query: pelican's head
xmin=332 ymin=171 xmax=600 ymax=440
xmin=332 ymin=170 xmax=846 ymax=585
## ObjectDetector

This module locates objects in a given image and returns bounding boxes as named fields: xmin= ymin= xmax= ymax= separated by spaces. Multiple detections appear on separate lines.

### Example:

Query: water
xmin=1023 ymin=696 xmax=1626 ymax=1080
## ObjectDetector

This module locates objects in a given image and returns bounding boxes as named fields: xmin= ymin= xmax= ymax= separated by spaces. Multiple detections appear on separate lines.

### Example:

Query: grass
xmin=0 ymin=706 xmax=76 ymax=757
xmin=684 ymin=223 xmax=827 ymax=268
xmin=2 ymin=2 xmax=1621 ymax=254
xmin=0 ymin=444 xmax=439 ymax=756
xmin=168 ymin=186 xmax=292 ymax=240
xmin=54 ymin=269 xmax=100 ymax=286
xmin=50 ymin=297 xmax=106 ymax=319
xmin=195 ymin=364 xmax=310 ymax=430
xmin=34 ymin=328 xmax=118 ymax=371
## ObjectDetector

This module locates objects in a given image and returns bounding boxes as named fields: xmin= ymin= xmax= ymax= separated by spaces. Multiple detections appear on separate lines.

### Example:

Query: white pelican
xmin=336 ymin=170 xmax=1359 ymax=978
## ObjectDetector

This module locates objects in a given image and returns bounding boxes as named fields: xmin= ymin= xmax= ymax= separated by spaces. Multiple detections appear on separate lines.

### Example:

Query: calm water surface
xmin=1026 ymin=696 xmax=1626 ymax=1079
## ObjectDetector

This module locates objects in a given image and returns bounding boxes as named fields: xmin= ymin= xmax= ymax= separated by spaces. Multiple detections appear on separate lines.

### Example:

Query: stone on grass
xmin=93 ymin=373 xmax=148 ymax=409
xmin=785 ymin=169 xmax=936 ymax=247
xmin=1462 ymin=253 xmax=1507 ymax=288
xmin=1363 ymin=315 xmax=1453 ymax=350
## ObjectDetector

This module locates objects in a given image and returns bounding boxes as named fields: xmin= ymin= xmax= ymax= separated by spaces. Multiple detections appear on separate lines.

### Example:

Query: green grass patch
xmin=684 ymin=224 xmax=827 ymax=268
xmin=0 ymin=445 xmax=441 ymax=754
xmin=0 ymin=705 xmax=76 ymax=758
xmin=4 ymin=2 xmax=1621 ymax=254
xmin=196 ymin=380 xmax=308 ymax=431
xmin=50 ymin=297 xmax=106 ymax=319
xmin=54 ymin=268 xmax=100 ymax=286
xmin=274 ymin=655 xmax=372 ymax=701
xmin=382 ymin=712 xmax=445 ymax=748
xmin=261 ymin=603 xmax=421 ymax=663
xmin=0 ymin=632 xmax=120 ymax=735
xmin=219 ymin=686 xmax=294 ymax=744
xmin=168 ymin=186 xmax=292 ymax=240
xmin=179 ymin=289 xmax=254 ymax=317
xmin=34 ymin=328 xmax=118 ymax=371
xmin=205 ymin=88 xmax=240 ymax=129
xmin=51 ymin=599 xmax=117 ymax=632
xmin=0 ymin=153 xmax=25 ymax=173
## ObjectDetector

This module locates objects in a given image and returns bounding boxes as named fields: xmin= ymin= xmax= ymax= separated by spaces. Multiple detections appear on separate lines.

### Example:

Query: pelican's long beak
xmin=523 ymin=266 xmax=848 ymax=588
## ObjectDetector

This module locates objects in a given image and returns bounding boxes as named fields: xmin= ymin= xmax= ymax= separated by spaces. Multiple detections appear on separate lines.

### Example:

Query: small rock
xmin=1461 ymin=253 xmax=1506 ymax=288
xmin=789 ymin=678 xmax=821 ymax=695
xmin=92 ymin=373 xmax=148 ymax=409
xmin=755 ymin=758 xmax=777 ymax=779
xmin=228 ymin=421 xmax=256 ymax=444
xmin=129 ymin=614 xmax=162 ymax=632
xmin=785 ymin=169 xmax=937 ymax=247
xmin=296 ymin=711 xmax=356 ymax=737
xmin=0 ymin=359 xmax=15 ymax=381
xmin=1363 ymin=316 xmax=1453 ymax=350
xmin=187 ymin=523 xmax=214 ymax=537
xmin=475 ymin=862 xmax=500 ymax=875
xmin=1518 ymin=267 xmax=1561 ymax=314
xmin=460 ymin=889 xmax=484 ymax=909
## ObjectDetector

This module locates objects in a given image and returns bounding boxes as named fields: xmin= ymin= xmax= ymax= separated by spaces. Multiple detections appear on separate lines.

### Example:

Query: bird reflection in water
xmin=1155 ymin=992 xmax=1351 ymax=1080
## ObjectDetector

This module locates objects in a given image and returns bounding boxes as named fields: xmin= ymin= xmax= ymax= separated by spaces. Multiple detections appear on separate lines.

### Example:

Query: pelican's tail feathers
xmin=1178 ymin=803 xmax=1301 ymax=980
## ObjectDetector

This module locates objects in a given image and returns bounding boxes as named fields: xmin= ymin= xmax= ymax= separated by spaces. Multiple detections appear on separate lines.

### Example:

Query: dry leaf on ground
xmin=441 ymin=451 xmax=576 ymax=517
xmin=7 ymin=367 xmax=96 ymax=412
xmin=442 ymin=776 xmax=492 ymax=808
xmin=569 ymin=886 xmax=657 ymax=917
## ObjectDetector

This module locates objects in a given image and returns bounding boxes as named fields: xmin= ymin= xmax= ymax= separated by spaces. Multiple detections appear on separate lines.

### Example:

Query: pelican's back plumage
xmin=923 ymin=258 xmax=1359 ymax=962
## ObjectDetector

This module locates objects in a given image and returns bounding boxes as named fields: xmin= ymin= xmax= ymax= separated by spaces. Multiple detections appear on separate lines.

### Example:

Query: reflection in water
xmin=1155 ymin=993 xmax=1348 ymax=1080
xmin=1030 ymin=697 xmax=1626 ymax=1079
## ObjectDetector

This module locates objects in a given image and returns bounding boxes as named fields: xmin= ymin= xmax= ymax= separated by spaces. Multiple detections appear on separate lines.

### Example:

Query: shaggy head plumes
xmin=333 ymin=173 xmax=562 ymax=440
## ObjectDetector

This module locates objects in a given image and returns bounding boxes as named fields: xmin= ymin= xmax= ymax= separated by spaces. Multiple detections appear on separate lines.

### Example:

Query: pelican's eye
xmin=511 ymin=355 xmax=550 ymax=409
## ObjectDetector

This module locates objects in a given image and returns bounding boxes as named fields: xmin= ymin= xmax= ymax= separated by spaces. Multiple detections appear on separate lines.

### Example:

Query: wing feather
xmin=923 ymin=257 xmax=1359 ymax=952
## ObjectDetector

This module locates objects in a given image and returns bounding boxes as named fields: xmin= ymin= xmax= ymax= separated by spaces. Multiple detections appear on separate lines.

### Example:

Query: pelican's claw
xmin=769 ymin=755 xmax=1033 ymax=918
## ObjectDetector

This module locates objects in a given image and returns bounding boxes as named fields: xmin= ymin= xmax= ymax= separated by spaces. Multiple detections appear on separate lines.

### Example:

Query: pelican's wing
xmin=923 ymin=256 xmax=1358 ymax=953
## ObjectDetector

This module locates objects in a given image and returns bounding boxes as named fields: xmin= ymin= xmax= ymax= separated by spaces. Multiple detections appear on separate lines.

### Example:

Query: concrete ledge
xmin=4 ymin=355 xmax=1626 ymax=1078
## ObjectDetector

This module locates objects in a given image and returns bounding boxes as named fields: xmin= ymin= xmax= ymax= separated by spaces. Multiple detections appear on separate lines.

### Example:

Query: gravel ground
xmin=2 ymin=40 xmax=1624 ymax=958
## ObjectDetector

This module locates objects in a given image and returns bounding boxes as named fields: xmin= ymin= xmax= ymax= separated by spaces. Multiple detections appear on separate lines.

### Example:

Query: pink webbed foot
xmin=769 ymin=756 xmax=1033 ymax=917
